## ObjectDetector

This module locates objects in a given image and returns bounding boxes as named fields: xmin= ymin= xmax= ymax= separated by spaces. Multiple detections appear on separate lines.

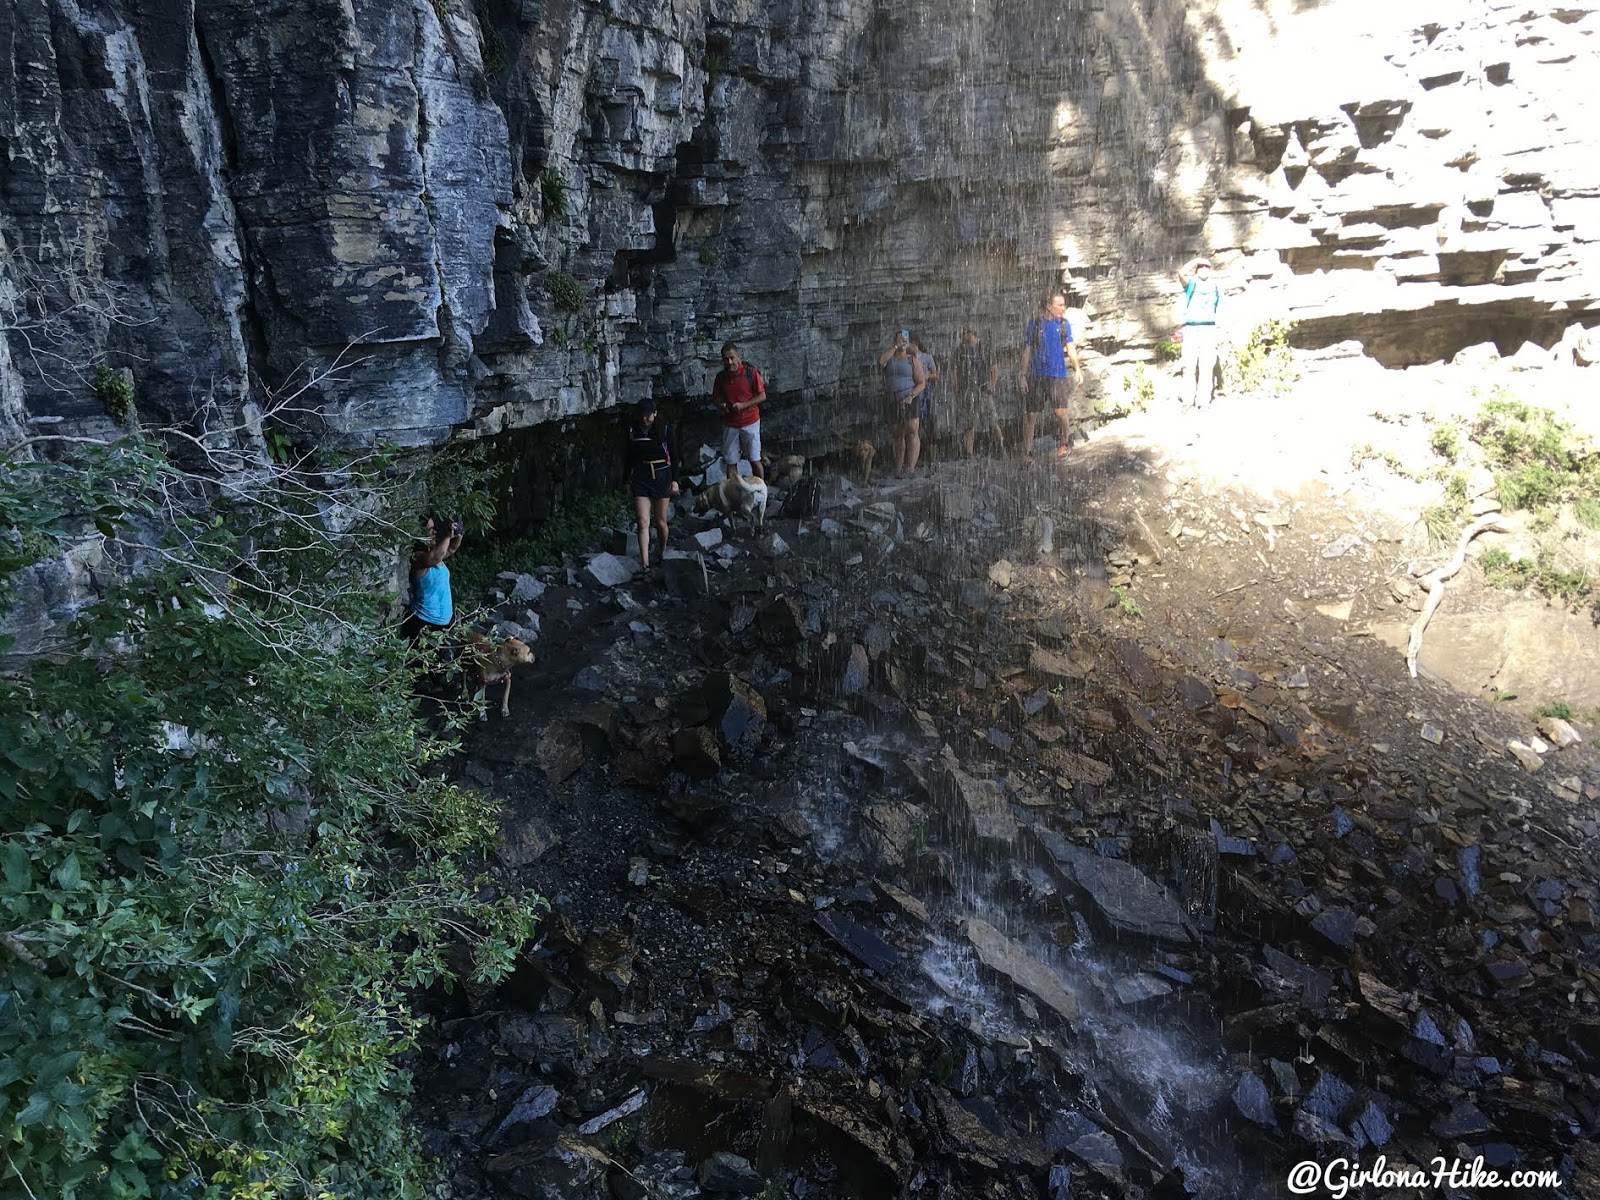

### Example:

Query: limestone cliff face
xmin=1 ymin=0 xmax=1597 ymax=451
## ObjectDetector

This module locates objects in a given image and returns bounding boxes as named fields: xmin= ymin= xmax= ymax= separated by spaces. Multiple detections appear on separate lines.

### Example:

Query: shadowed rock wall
xmin=2 ymin=0 xmax=1597 ymax=450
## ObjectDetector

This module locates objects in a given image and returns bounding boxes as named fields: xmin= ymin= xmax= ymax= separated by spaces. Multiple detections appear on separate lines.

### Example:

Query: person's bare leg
xmin=892 ymin=424 xmax=907 ymax=473
xmin=1020 ymin=411 xmax=1038 ymax=460
xmin=961 ymin=428 xmax=976 ymax=457
xmin=1055 ymin=406 xmax=1071 ymax=455
xmin=652 ymin=498 xmax=670 ymax=560
xmin=905 ymin=417 xmax=922 ymax=473
xmin=990 ymin=423 xmax=1006 ymax=456
xmin=634 ymin=496 xmax=652 ymax=569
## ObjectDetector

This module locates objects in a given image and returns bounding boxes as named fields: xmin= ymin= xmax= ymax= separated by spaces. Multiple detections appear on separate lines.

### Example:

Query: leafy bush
xmin=1472 ymin=395 xmax=1600 ymax=514
xmin=1222 ymin=319 xmax=1297 ymax=396
xmin=450 ymin=489 xmax=629 ymax=601
xmin=1534 ymin=700 xmax=1575 ymax=721
xmin=546 ymin=270 xmax=585 ymax=312
xmin=540 ymin=168 xmax=567 ymax=221
xmin=0 ymin=432 xmax=539 ymax=1199
xmin=1480 ymin=546 xmax=1593 ymax=606
xmin=92 ymin=365 xmax=134 ymax=425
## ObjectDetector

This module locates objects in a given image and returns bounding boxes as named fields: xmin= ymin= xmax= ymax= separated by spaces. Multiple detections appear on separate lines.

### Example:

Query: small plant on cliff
xmin=1534 ymin=700 xmax=1576 ymax=721
xmin=1222 ymin=319 xmax=1297 ymax=397
xmin=547 ymin=269 xmax=586 ymax=312
xmin=479 ymin=22 xmax=507 ymax=74
xmin=1110 ymin=585 xmax=1142 ymax=618
xmin=449 ymin=489 xmax=629 ymax=600
xmin=92 ymin=364 xmax=134 ymax=425
xmin=540 ymin=167 xmax=568 ymax=220
xmin=0 ymin=395 xmax=540 ymax=1198
xmin=1154 ymin=337 xmax=1182 ymax=361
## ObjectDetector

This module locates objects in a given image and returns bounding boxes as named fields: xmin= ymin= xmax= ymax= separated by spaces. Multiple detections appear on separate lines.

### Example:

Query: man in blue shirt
xmin=1176 ymin=257 xmax=1223 ymax=409
xmin=1016 ymin=290 xmax=1082 ymax=463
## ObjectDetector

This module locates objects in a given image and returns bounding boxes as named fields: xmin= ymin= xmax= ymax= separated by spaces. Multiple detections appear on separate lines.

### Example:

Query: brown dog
xmin=463 ymin=634 xmax=535 ymax=719
xmin=853 ymin=439 xmax=876 ymax=485
xmin=767 ymin=453 xmax=807 ymax=489
xmin=832 ymin=431 xmax=875 ymax=485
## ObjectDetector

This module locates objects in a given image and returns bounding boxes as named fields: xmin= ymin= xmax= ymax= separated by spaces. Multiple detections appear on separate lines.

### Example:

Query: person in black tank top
xmin=625 ymin=397 xmax=678 ymax=570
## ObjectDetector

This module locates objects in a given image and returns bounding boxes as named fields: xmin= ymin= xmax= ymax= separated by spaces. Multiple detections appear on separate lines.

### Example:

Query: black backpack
xmin=779 ymin=474 xmax=821 ymax=519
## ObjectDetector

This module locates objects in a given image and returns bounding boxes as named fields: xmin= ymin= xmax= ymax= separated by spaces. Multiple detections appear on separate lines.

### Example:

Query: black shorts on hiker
xmin=631 ymin=463 xmax=673 ymax=500
xmin=1023 ymin=374 xmax=1073 ymax=415
xmin=401 ymin=611 xmax=451 ymax=644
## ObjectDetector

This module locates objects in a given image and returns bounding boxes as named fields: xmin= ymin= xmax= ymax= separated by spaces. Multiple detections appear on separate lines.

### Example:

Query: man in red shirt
xmin=711 ymin=341 xmax=766 ymax=480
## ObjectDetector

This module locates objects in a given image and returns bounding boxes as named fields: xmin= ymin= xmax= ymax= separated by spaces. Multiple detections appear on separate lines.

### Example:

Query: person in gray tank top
xmin=877 ymin=329 xmax=927 ymax=476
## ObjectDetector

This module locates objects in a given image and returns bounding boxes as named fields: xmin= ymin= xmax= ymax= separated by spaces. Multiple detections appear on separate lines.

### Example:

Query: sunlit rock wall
xmin=1 ymin=0 xmax=1596 ymax=453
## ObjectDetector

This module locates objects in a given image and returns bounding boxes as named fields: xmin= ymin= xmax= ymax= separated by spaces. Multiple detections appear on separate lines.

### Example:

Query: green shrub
xmin=92 ymin=365 xmax=134 ymax=425
xmin=547 ymin=270 xmax=585 ymax=312
xmin=1534 ymin=700 xmax=1575 ymax=721
xmin=540 ymin=168 xmax=567 ymax=220
xmin=450 ymin=489 xmax=628 ymax=600
xmin=0 ymin=434 xmax=540 ymax=1199
xmin=1222 ymin=319 xmax=1297 ymax=396
xmin=1154 ymin=338 xmax=1182 ymax=361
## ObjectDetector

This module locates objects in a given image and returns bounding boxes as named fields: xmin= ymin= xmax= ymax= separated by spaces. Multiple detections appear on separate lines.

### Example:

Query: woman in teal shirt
xmin=403 ymin=514 xmax=461 ymax=642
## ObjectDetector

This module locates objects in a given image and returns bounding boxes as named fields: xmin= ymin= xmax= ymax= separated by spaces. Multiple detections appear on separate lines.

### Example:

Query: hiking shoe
xmin=1055 ymin=445 xmax=1070 ymax=458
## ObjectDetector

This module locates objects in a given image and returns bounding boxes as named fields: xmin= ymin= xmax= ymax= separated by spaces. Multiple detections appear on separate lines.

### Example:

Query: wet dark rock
xmin=1210 ymin=818 xmax=1256 ymax=858
xmin=1303 ymin=1071 xmax=1354 ymax=1124
xmin=579 ymin=925 xmax=636 ymax=993
xmin=1311 ymin=906 xmax=1359 ymax=948
xmin=1266 ymin=1058 xmax=1301 ymax=1099
xmin=937 ymin=766 xmax=1019 ymax=848
xmin=1458 ymin=844 xmax=1483 ymax=898
xmin=1431 ymin=1100 xmax=1492 ymax=1138
xmin=573 ymin=665 xmax=607 ymax=692
xmin=1292 ymin=1108 xmax=1354 ymax=1148
xmin=698 ymin=672 xmax=768 ymax=755
xmin=669 ymin=727 xmax=722 ymax=779
xmin=929 ymin=1086 xmax=1051 ymax=1168
xmin=487 ymin=1084 xmax=560 ymax=1146
xmin=500 ymin=1013 xmax=584 ymax=1065
xmin=1111 ymin=973 xmax=1174 ymax=1007
xmin=1176 ymin=675 xmax=1215 ymax=710
xmin=815 ymin=910 xmax=901 ymax=975
xmin=659 ymin=552 xmax=708 ymax=599
xmin=861 ymin=801 xmax=924 ymax=868
xmin=1357 ymin=972 xmax=1411 ymax=1027
xmin=697 ymin=1151 xmax=764 ymax=1194
xmin=535 ymin=722 xmax=587 ymax=784
xmin=1233 ymin=1072 xmax=1277 ymax=1128
xmin=1028 ymin=643 xmax=1085 ymax=685
xmin=495 ymin=813 xmax=559 ymax=870
xmin=1330 ymin=805 xmax=1355 ymax=838
xmin=1352 ymin=1100 xmax=1394 ymax=1148
xmin=487 ymin=1135 xmax=611 ymax=1197
xmin=758 ymin=595 xmax=806 ymax=645
xmin=1262 ymin=947 xmax=1332 ymax=1006
xmin=1031 ymin=826 xmax=1194 ymax=943
xmin=841 ymin=643 xmax=870 ymax=695
xmin=964 ymin=917 xmax=1079 ymax=1025
xmin=958 ymin=580 xmax=992 ymax=613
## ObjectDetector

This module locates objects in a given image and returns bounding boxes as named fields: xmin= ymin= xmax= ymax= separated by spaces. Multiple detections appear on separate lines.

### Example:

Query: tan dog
xmin=768 ymin=454 xmax=807 ymax=489
xmin=852 ymin=439 xmax=876 ymax=485
xmin=694 ymin=473 xmax=769 ymax=533
xmin=832 ymin=431 xmax=875 ymax=485
xmin=463 ymin=634 xmax=535 ymax=719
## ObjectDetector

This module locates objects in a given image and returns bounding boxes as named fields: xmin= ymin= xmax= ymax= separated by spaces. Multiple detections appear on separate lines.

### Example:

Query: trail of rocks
xmin=414 ymin=451 xmax=1599 ymax=1200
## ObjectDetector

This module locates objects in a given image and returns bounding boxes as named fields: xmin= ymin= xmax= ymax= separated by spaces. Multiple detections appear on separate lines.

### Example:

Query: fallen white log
xmin=1406 ymin=514 xmax=1507 ymax=678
